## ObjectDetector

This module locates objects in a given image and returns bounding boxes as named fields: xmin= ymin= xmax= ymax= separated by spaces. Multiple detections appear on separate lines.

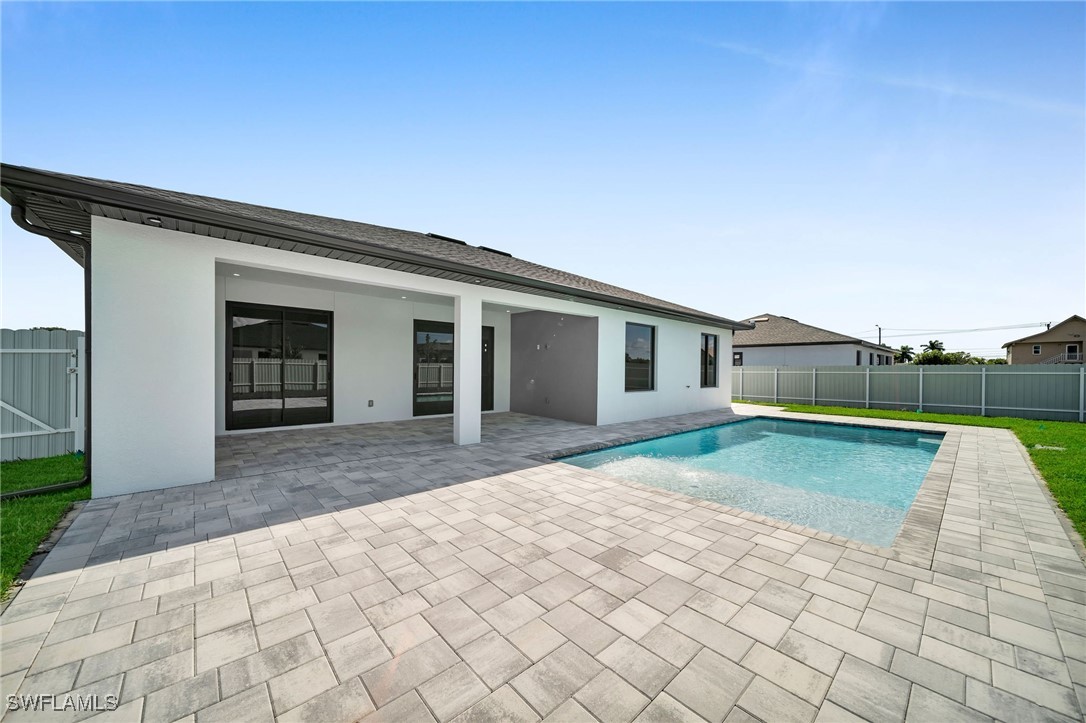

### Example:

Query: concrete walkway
xmin=1 ymin=407 xmax=1083 ymax=722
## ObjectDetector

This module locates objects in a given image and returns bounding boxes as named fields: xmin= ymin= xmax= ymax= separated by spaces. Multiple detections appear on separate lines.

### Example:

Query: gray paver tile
xmin=196 ymin=621 xmax=258 ymax=673
xmin=542 ymin=699 xmax=597 ymax=723
xmin=543 ymin=601 xmax=621 ymax=655
xmin=362 ymin=635 xmax=460 ymax=707
xmin=511 ymin=642 xmax=603 ymax=718
xmin=575 ymin=669 xmax=651 ymax=723
xmin=597 ymin=636 xmax=679 ymax=697
xmin=308 ymin=593 xmax=368 ymax=643
xmin=737 ymin=675 xmax=818 ymax=723
xmin=632 ymin=693 xmax=703 ymax=722
xmin=418 ymin=662 xmax=492 ymax=722
xmin=991 ymin=661 xmax=1080 ymax=718
xmin=890 ymin=649 xmax=966 ymax=703
xmin=640 ymin=624 xmax=702 ymax=668
xmin=278 ymin=677 xmax=375 ymax=723
xmin=665 ymin=607 xmax=753 ymax=662
xmin=906 ymin=686 xmax=993 ymax=723
xmin=665 ymin=647 xmax=752 ymax=723
xmin=965 ymin=677 xmax=1078 ymax=723
xmin=636 ymin=576 xmax=698 ymax=615
xmin=727 ymin=603 xmax=791 ymax=647
xmin=825 ymin=655 xmax=910 ymax=722
xmin=267 ymin=657 xmax=338 ymax=715
xmin=603 ymin=599 xmax=667 ymax=642
xmin=361 ymin=690 xmax=435 ymax=723
xmin=452 ymin=685 xmax=539 ymax=723
xmin=143 ymin=669 xmax=219 ymax=723
xmin=741 ymin=642 xmax=830 ymax=706
xmin=195 ymin=685 xmax=274 ymax=723
xmin=483 ymin=595 xmax=547 ymax=635
xmin=218 ymin=632 xmax=323 ymax=699
xmin=507 ymin=619 xmax=567 ymax=662
xmin=459 ymin=631 xmax=532 ymax=688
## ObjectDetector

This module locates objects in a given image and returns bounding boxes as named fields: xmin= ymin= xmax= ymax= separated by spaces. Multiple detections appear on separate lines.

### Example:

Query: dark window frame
xmin=700 ymin=333 xmax=718 ymax=388
xmin=624 ymin=322 xmax=656 ymax=392
xmin=225 ymin=301 xmax=334 ymax=431
xmin=733 ymin=351 xmax=743 ymax=367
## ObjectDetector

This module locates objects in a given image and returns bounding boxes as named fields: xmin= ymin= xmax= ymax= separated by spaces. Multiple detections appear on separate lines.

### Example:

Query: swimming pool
xmin=559 ymin=418 xmax=943 ymax=547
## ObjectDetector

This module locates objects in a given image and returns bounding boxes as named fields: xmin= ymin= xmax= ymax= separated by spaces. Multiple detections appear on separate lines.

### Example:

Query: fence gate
xmin=1 ymin=329 xmax=84 ymax=462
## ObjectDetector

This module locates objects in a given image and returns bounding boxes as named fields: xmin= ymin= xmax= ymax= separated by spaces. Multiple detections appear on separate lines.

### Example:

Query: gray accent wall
xmin=510 ymin=311 xmax=598 ymax=425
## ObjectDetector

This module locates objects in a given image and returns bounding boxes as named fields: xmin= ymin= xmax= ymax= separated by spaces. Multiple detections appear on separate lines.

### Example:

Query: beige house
xmin=1003 ymin=315 xmax=1086 ymax=364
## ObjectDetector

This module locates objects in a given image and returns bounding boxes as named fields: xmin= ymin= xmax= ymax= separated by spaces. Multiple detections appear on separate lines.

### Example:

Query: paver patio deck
xmin=2 ymin=405 xmax=1084 ymax=722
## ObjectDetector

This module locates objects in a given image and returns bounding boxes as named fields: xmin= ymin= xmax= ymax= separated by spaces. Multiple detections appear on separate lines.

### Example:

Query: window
xmin=625 ymin=323 xmax=655 ymax=391
xmin=733 ymin=352 xmax=744 ymax=367
xmin=1033 ymin=345 xmax=1042 ymax=355
xmin=700 ymin=334 xmax=718 ymax=387
xmin=856 ymin=350 xmax=861 ymax=366
xmin=869 ymin=352 xmax=874 ymax=365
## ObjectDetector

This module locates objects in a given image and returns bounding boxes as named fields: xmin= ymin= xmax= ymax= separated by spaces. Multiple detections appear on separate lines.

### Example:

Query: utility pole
xmin=876 ymin=325 xmax=882 ymax=345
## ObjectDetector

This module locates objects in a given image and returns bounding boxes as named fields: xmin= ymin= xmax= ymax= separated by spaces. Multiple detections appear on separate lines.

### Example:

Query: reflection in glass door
xmin=412 ymin=321 xmax=495 ymax=416
xmin=227 ymin=303 xmax=332 ymax=430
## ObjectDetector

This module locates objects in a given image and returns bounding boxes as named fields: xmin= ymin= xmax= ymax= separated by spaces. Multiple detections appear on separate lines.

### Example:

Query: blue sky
xmin=3 ymin=2 xmax=1083 ymax=357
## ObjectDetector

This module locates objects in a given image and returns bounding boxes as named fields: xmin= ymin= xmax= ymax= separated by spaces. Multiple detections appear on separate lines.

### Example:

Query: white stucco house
xmin=732 ymin=314 xmax=896 ymax=367
xmin=1 ymin=164 xmax=750 ymax=498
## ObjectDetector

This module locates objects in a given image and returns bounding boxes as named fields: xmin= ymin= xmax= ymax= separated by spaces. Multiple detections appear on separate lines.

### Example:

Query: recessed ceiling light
xmin=232 ymin=273 xmax=241 ymax=277
xmin=473 ymin=279 xmax=482 ymax=284
xmin=146 ymin=217 xmax=162 ymax=225
xmin=401 ymin=296 xmax=407 ymax=300
xmin=506 ymin=310 xmax=511 ymax=313
xmin=69 ymin=230 xmax=83 ymax=236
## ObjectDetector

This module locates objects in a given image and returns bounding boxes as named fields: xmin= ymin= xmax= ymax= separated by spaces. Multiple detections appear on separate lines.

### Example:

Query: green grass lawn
xmin=740 ymin=402 xmax=1086 ymax=543
xmin=1 ymin=454 xmax=89 ymax=600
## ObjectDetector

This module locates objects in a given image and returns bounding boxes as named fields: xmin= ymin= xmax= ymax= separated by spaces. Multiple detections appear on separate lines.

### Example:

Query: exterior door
xmin=412 ymin=321 xmax=495 ymax=416
xmin=226 ymin=302 xmax=332 ymax=430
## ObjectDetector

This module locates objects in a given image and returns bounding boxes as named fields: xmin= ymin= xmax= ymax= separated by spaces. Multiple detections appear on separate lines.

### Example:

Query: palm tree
xmin=895 ymin=345 xmax=915 ymax=363
xmin=922 ymin=340 xmax=945 ymax=352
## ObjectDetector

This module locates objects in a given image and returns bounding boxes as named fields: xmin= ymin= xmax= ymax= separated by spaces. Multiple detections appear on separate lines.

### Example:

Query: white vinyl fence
xmin=1 ymin=329 xmax=85 ymax=461
xmin=733 ymin=364 xmax=1086 ymax=422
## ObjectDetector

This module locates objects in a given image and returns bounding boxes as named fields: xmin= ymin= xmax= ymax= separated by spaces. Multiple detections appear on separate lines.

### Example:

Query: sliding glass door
xmin=413 ymin=321 xmax=495 ymax=416
xmin=226 ymin=302 xmax=332 ymax=430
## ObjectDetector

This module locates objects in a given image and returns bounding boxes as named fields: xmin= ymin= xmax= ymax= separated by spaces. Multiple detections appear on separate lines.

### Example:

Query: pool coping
xmin=539 ymin=412 xmax=958 ymax=570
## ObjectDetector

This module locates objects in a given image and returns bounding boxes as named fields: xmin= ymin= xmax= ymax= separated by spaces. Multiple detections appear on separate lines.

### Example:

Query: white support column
xmin=453 ymin=293 xmax=483 ymax=445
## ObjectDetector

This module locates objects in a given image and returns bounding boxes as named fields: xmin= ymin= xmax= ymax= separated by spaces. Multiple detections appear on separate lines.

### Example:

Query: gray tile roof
xmin=1 ymin=164 xmax=749 ymax=330
xmin=733 ymin=313 xmax=893 ymax=351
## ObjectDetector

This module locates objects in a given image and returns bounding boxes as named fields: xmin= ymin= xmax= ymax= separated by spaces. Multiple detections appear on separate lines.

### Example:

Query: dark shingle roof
xmin=733 ymin=314 xmax=894 ymax=351
xmin=0 ymin=164 xmax=749 ymax=330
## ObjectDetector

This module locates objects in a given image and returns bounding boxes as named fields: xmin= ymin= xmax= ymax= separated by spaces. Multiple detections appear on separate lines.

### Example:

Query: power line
xmin=871 ymin=322 xmax=1048 ymax=340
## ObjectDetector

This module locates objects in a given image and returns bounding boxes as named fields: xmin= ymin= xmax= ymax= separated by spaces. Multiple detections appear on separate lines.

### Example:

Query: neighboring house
xmin=0 ymin=164 xmax=750 ymax=497
xmin=1002 ymin=315 xmax=1086 ymax=365
xmin=732 ymin=314 xmax=896 ymax=367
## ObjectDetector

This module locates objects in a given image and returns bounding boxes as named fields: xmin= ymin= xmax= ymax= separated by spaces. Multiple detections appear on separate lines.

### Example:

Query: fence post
xmin=73 ymin=337 xmax=85 ymax=453
xmin=739 ymin=366 xmax=744 ymax=400
xmin=980 ymin=366 xmax=987 ymax=417
xmin=773 ymin=368 xmax=778 ymax=404
xmin=1079 ymin=367 xmax=1084 ymax=423
xmin=865 ymin=367 xmax=870 ymax=409
xmin=811 ymin=368 xmax=817 ymax=406
xmin=918 ymin=366 xmax=924 ymax=413
xmin=250 ymin=358 xmax=257 ymax=394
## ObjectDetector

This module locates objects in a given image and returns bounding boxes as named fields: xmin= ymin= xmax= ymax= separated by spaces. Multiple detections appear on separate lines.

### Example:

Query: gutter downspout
xmin=7 ymin=203 xmax=91 ymax=495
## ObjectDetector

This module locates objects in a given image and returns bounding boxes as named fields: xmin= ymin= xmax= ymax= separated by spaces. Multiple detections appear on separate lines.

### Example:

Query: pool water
xmin=560 ymin=418 xmax=942 ymax=547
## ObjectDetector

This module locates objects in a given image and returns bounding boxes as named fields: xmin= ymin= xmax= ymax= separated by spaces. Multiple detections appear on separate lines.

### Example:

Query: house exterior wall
xmin=735 ymin=343 xmax=893 ymax=367
xmin=510 ymin=311 xmax=598 ymax=425
xmin=595 ymin=314 xmax=732 ymax=426
xmin=91 ymin=217 xmax=217 ymax=497
xmin=1006 ymin=319 xmax=1086 ymax=364
xmin=89 ymin=217 xmax=736 ymax=497
xmin=213 ymin=276 xmax=511 ymax=435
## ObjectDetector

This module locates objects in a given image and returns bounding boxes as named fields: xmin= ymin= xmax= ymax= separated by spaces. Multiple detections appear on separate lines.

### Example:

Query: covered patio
xmin=2 ymin=407 xmax=1083 ymax=722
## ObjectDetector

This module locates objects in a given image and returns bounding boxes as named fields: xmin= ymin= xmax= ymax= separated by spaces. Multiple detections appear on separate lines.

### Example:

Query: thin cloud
xmin=710 ymin=40 xmax=1084 ymax=117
